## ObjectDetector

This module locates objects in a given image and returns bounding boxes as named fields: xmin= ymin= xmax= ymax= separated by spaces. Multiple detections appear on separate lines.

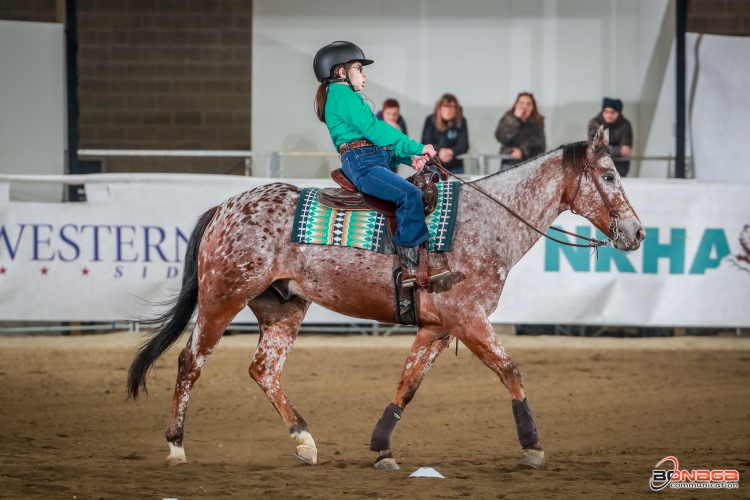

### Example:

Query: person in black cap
xmin=588 ymin=97 xmax=633 ymax=177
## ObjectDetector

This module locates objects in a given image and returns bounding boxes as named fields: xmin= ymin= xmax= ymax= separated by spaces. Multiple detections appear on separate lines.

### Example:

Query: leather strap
xmin=393 ymin=268 xmax=419 ymax=326
xmin=416 ymin=243 xmax=429 ymax=288
xmin=339 ymin=139 xmax=375 ymax=155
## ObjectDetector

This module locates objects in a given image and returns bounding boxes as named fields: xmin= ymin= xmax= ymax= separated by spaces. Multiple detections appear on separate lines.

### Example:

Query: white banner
xmin=0 ymin=176 xmax=748 ymax=327
xmin=687 ymin=33 xmax=750 ymax=182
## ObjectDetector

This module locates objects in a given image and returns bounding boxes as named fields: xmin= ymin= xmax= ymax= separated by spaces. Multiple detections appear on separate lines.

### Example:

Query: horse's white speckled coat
xmin=158 ymin=129 xmax=644 ymax=468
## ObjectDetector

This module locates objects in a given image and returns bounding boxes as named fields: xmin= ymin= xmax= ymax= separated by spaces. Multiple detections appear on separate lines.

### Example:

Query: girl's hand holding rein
xmin=412 ymin=154 xmax=428 ymax=171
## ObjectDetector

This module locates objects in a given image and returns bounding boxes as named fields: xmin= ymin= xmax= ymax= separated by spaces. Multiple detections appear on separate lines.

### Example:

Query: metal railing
xmin=78 ymin=149 xmax=342 ymax=178
xmin=77 ymin=149 xmax=683 ymax=179
xmin=0 ymin=322 xmax=140 ymax=335
xmin=472 ymin=153 xmax=683 ymax=177
xmin=0 ymin=321 xmax=416 ymax=336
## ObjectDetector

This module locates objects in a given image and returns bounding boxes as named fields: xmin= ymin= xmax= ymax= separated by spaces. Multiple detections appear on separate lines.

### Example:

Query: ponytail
xmin=314 ymin=83 xmax=328 ymax=122
xmin=314 ymin=64 xmax=344 ymax=123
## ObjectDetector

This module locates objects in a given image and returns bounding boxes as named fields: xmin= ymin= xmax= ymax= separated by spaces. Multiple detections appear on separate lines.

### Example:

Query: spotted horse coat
xmin=127 ymin=127 xmax=645 ymax=471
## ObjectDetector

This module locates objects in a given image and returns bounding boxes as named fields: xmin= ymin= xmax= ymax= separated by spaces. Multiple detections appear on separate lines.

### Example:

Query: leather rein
xmin=427 ymin=156 xmax=619 ymax=249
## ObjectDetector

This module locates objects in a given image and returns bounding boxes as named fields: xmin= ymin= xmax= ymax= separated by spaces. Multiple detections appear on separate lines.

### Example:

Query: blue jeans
xmin=341 ymin=145 xmax=430 ymax=248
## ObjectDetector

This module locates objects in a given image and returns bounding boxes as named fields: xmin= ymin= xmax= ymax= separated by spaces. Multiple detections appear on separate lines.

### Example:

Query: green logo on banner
xmin=544 ymin=226 xmax=732 ymax=275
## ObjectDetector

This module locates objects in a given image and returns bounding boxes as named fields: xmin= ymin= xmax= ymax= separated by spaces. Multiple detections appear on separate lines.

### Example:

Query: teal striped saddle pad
xmin=291 ymin=181 xmax=461 ymax=254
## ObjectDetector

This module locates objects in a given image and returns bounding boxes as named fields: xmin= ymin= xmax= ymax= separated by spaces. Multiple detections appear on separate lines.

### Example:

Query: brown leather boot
xmin=419 ymin=242 xmax=451 ymax=284
xmin=396 ymin=245 xmax=451 ymax=288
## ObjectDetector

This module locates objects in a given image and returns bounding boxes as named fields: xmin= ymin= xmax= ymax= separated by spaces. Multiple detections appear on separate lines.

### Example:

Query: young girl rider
xmin=313 ymin=41 xmax=451 ymax=287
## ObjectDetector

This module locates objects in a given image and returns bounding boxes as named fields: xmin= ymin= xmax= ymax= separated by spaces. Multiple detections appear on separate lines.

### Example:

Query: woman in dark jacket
xmin=495 ymin=92 xmax=546 ymax=169
xmin=421 ymin=94 xmax=469 ymax=173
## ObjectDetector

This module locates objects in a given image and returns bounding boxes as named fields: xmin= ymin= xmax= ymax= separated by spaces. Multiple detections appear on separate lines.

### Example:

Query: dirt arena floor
xmin=1 ymin=331 xmax=749 ymax=500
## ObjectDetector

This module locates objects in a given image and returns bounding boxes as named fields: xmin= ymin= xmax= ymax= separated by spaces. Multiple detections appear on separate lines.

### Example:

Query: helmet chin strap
xmin=343 ymin=62 xmax=354 ymax=90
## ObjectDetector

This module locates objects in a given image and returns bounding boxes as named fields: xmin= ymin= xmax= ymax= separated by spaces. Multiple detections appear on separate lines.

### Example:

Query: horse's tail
xmin=127 ymin=206 xmax=218 ymax=399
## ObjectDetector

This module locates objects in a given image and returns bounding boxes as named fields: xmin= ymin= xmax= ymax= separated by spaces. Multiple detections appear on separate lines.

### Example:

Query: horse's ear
xmin=592 ymin=125 xmax=609 ymax=148
xmin=589 ymin=125 xmax=609 ymax=157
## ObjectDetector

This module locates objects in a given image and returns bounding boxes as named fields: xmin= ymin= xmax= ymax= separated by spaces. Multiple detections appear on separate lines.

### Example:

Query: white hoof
xmin=522 ymin=448 xmax=545 ymax=469
xmin=295 ymin=445 xmax=318 ymax=465
xmin=166 ymin=443 xmax=187 ymax=467
xmin=374 ymin=457 xmax=399 ymax=470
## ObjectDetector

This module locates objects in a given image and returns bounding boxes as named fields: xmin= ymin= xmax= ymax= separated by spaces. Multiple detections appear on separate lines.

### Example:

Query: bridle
xmin=427 ymin=155 xmax=619 ymax=250
xmin=568 ymin=158 xmax=620 ymax=245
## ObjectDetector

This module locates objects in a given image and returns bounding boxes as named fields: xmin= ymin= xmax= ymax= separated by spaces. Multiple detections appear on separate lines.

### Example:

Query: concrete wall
xmin=0 ymin=20 xmax=66 ymax=201
xmin=253 ymin=0 xmax=677 ymax=178
xmin=1 ymin=0 xmax=253 ymax=175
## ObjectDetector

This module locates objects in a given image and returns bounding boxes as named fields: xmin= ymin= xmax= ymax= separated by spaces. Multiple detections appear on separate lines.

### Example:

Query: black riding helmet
xmin=313 ymin=41 xmax=373 ymax=88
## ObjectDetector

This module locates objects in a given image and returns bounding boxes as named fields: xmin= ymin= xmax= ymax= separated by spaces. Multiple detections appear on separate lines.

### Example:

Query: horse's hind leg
xmin=370 ymin=327 xmax=452 ymax=470
xmin=165 ymin=295 xmax=247 ymax=467
xmin=248 ymin=294 xmax=316 ymax=464
xmin=449 ymin=313 xmax=544 ymax=469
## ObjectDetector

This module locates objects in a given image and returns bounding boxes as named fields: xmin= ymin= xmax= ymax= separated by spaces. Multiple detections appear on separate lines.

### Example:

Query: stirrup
xmin=401 ymin=268 xmax=417 ymax=288
xmin=401 ymin=267 xmax=450 ymax=287
xmin=428 ymin=268 xmax=451 ymax=282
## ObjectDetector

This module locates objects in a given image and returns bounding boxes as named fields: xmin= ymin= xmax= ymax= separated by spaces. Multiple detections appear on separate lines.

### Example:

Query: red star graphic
xmin=40 ymin=267 xmax=48 ymax=275
xmin=82 ymin=268 xmax=89 ymax=276
xmin=0 ymin=267 xmax=6 ymax=275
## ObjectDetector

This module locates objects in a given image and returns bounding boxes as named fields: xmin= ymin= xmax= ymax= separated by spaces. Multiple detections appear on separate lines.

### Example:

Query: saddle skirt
xmin=291 ymin=180 xmax=461 ymax=255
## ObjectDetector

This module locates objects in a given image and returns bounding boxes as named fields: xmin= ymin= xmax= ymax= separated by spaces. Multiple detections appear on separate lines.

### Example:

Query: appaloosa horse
xmin=128 ymin=127 xmax=644 ymax=470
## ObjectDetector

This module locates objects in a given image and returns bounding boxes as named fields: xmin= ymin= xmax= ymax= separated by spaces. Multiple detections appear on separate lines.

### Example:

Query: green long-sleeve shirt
xmin=324 ymin=83 xmax=423 ymax=169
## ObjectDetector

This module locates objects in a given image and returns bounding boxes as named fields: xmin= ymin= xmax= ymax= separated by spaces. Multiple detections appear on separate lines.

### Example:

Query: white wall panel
xmin=253 ymin=0 xmax=675 ymax=178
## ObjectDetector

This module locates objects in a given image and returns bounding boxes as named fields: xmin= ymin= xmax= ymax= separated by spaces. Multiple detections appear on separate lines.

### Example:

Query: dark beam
xmin=64 ymin=0 xmax=80 ymax=198
xmin=675 ymin=0 xmax=687 ymax=178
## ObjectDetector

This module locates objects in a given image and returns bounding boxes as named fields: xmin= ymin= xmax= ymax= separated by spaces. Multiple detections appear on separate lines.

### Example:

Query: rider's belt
xmin=339 ymin=139 xmax=375 ymax=155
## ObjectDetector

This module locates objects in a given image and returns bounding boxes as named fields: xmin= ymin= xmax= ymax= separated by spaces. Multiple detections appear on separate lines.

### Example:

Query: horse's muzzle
xmin=613 ymin=220 xmax=645 ymax=251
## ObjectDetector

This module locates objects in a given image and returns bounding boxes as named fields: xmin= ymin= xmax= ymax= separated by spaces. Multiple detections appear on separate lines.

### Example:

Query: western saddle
xmin=317 ymin=167 xmax=445 ymax=218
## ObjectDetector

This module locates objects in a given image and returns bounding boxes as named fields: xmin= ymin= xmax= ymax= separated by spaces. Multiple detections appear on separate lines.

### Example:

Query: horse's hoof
xmin=166 ymin=444 xmax=187 ymax=467
xmin=522 ymin=448 xmax=545 ymax=469
xmin=295 ymin=445 xmax=318 ymax=465
xmin=374 ymin=458 xmax=399 ymax=470
xmin=166 ymin=456 xmax=187 ymax=467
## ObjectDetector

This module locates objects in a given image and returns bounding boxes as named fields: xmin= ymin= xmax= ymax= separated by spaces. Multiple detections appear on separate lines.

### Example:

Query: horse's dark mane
xmin=475 ymin=140 xmax=609 ymax=183
xmin=561 ymin=140 xmax=609 ymax=171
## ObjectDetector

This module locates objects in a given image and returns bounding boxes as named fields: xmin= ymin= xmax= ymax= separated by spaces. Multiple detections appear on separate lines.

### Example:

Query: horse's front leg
xmin=370 ymin=327 xmax=452 ymax=470
xmin=450 ymin=313 xmax=544 ymax=469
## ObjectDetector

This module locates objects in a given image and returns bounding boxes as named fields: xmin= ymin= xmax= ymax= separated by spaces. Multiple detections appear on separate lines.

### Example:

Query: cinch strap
xmin=512 ymin=398 xmax=540 ymax=447
xmin=370 ymin=403 xmax=404 ymax=451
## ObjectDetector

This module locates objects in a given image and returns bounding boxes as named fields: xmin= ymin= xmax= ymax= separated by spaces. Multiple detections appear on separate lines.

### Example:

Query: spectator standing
xmin=495 ymin=92 xmax=546 ymax=170
xmin=421 ymin=94 xmax=469 ymax=174
xmin=588 ymin=97 xmax=633 ymax=177
xmin=376 ymin=98 xmax=408 ymax=135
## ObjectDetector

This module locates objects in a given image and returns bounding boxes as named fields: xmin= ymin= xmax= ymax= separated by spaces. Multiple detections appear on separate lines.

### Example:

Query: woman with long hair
xmin=420 ymin=94 xmax=469 ymax=174
xmin=495 ymin=92 xmax=546 ymax=169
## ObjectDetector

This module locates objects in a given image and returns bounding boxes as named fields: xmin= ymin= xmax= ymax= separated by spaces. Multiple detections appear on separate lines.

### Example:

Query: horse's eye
xmin=603 ymin=174 xmax=615 ymax=183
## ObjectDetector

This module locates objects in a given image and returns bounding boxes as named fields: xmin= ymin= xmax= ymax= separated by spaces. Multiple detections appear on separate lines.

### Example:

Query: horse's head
xmin=561 ymin=126 xmax=645 ymax=251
